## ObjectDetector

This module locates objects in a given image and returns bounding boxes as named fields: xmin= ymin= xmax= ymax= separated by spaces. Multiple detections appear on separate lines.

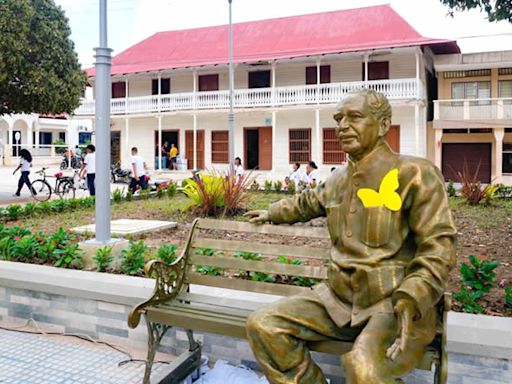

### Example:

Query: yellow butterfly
xmin=356 ymin=168 xmax=402 ymax=211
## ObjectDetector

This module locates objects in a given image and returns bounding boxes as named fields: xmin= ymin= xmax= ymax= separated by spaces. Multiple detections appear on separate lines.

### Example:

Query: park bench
xmin=128 ymin=218 xmax=450 ymax=384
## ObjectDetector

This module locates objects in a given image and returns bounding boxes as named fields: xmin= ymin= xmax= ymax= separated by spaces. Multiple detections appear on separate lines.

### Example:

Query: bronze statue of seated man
xmin=245 ymin=89 xmax=457 ymax=384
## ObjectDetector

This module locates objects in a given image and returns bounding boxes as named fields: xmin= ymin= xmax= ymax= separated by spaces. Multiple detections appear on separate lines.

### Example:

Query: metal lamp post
xmin=93 ymin=0 xmax=112 ymax=243
xmin=228 ymin=0 xmax=235 ymax=164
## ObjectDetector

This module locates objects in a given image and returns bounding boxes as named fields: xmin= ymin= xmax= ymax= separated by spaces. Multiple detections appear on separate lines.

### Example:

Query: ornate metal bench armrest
xmin=128 ymin=256 xmax=187 ymax=328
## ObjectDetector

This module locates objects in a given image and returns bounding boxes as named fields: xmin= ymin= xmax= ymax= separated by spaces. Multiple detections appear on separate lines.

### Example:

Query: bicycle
xmin=30 ymin=168 xmax=79 ymax=202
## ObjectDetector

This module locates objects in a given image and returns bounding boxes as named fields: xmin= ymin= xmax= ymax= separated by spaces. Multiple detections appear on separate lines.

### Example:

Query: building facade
xmin=74 ymin=5 xmax=459 ymax=178
xmin=431 ymin=51 xmax=512 ymax=184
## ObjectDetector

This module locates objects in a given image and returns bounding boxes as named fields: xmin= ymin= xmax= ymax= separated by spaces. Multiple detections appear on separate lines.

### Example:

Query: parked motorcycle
xmin=110 ymin=163 xmax=131 ymax=184
xmin=59 ymin=153 xmax=82 ymax=170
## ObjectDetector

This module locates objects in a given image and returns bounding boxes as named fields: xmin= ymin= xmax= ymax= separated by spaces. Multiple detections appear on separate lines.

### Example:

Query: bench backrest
xmin=183 ymin=218 xmax=331 ymax=297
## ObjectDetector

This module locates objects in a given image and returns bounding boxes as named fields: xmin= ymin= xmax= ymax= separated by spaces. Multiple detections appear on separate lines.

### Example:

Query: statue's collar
xmin=347 ymin=142 xmax=392 ymax=172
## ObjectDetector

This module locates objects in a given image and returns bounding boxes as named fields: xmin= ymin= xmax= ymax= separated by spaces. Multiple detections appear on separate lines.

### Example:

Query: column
xmin=494 ymin=127 xmax=505 ymax=183
xmin=271 ymin=61 xmax=276 ymax=106
xmin=8 ymin=122 xmax=13 ymax=146
xmin=193 ymin=114 xmax=197 ymax=169
xmin=363 ymin=53 xmax=369 ymax=84
xmin=124 ymin=76 xmax=129 ymax=114
xmin=193 ymin=69 xmax=197 ymax=109
xmin=415 ymin=103 xmax=420 ymax=156
xmin=124 ymin=117 xmax=129 ymax=162
xmin=434 ymin=128 xmax=443 ymax=170
xmin=415 ymin=49 xmax=421 ymax=99
xmin=316 ymin=58 xmax=321 ymax=104
xmin=315 ymin=109 xmax=321 ymax=165
xmin=271 ymin=110 xmax=277 ymax=172
xmin=157 ymin=115 xmax=162 ymax=170
xmin=157 ymin=72 xmax=162 ymax=113
xmin=35 ymin=119 xmax=40 ymax=148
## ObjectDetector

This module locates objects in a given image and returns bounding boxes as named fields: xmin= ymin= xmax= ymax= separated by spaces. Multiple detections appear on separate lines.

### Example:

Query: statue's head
xmin=333 ymin=89 xmax=392 ymax=161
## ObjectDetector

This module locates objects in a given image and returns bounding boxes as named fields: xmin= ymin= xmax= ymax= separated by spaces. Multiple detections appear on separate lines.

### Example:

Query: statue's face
xmin=334 ymin=94 xmax=382 ymax=160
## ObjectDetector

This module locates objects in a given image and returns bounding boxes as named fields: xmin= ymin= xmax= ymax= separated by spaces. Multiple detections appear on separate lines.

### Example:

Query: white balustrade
xmin=434 ymin=98 xmax=512 ymax=121
xmin=74 ymin=78 xmax=421 ymax=116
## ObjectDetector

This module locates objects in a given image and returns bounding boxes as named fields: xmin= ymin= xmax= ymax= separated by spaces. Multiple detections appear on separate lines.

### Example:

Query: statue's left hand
xmin=386 ymin=298 xmax=417 ymax=361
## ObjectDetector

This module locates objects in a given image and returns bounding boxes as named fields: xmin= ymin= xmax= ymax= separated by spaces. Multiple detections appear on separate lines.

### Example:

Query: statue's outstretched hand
xmin=244 ymin=210 xmax=270 ymax=225
xmin=386 ymin=298 xmax=417 ymax=361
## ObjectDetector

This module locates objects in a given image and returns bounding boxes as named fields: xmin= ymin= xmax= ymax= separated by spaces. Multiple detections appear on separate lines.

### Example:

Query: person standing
xmin=169 ymin=143 xmax=178 ymax=170
xmin=233 ymin=157 xmax=244 ymax=179
xmin=160 ymin=141 xmax=169 ymax=169
xmin=13 ymin=149 xmax=36 ymax=196
xmin=80 ymin=144 xmax=96 ymax=196
xmin=129 ymin=147 xmax=148 ymax=194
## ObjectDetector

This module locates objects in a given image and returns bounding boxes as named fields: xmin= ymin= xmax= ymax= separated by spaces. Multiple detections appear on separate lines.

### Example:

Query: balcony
xmin=74 ymin=78 xmax=420 ymax=116
xmin=433 ymin=98 xmax=512 ymax=128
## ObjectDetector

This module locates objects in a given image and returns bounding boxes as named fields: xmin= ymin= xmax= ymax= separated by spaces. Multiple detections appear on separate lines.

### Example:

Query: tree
xmin=440 ymin=0 xmax=512 ymax=23
xmin=0 ymin=0 xmax=86 ymax=115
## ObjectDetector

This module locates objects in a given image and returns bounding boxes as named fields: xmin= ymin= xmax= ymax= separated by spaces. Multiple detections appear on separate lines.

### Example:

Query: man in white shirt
xmin=129 ymin=147 xmax=148 ymax=194
xmin=79 ymin=144 xmax=96 ymax=196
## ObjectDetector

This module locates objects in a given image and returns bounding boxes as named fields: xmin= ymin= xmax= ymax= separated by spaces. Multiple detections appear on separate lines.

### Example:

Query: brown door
xmin=385 ymin=125 xmax=400 ymax=153
xmin=259 ymin=127 xmax=272 ymax=170
xmin=442 ymin=143 xmax=491 ymax=183
xmin=185 ymin=130 xmax=205 ymax=169
xmin=362 ymin=61 xmax=390 ymax=80
xmin=198 ymin=75 xmax=219 ymax=92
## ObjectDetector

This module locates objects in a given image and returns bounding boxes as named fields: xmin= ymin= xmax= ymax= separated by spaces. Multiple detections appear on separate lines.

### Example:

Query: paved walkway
xmin=0 ymin=329 xmax=170 ymax=384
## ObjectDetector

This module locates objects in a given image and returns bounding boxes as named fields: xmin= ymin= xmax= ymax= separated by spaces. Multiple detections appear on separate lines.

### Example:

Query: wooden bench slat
xmin=187 ymin=272 xmax=309 ymax=296
xmin=190 ymin=254 xmax=328 ymax=279
xmin=197 ymin=218 xmax=330 ymax=239
xmin=176 ymin=292 xmax=269 ymax=312
xmin=192 ymin=238 xmax=330 ymax=260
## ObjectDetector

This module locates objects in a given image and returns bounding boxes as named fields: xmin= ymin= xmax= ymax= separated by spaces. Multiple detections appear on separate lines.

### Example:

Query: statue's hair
xmin=339 ymin=88 xmax=392 ymax=122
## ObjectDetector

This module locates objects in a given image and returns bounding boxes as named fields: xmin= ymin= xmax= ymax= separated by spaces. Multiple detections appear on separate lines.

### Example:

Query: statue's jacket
xmin=268 ymin=143 xmax=457 ymax=328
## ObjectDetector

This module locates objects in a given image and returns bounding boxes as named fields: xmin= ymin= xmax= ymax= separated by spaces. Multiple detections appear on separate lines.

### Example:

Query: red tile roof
xmin=87 ymin=5 xmax=459 ymax=77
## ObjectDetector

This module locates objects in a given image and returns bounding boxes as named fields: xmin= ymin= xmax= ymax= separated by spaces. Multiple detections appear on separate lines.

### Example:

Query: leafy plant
xmin=264 ymin=180 xmax=273 ymax=193
xmin=12 ymin=235 xmax=40 ymax=262
xmin=220 ymin=167 xmax=254 ymax=216
xmin=112 ymin=188 xmax=124 ymax=203
xmin=0 ymin=237 xmax=16 ymax=260
xmin=22 ymin=202 xmax=37 ymax=216
xmin=505 ymin=286 xmax=512 ymax=310
xmin=155 ymin=245 xmax=178 ymax=265
xmin=195 ymin=247 xmax=223 ymax=276
xmin=166 ymin=182 xmax=177 ymax=198
xmin=120 ymin=240 xmax=148 ymax=275
xmin=6 ymin=205 xmax=22 ymax=221
xmin=249 ymin=181 xmax=260 ymax=192
xmin=273 ymin=180 xmax=283 ymax=192
xmin=287 ymin=181 xmax=296 ymax=195
xmin=234 ymin=251 xmax=262 ymax=261
xmin=54 ymin=243 xmax=83 ymax=268
xmin=453 ymin=255 xmax=499 ymax=313
xmin=278 ymin=256 xmax=317 ymax=287
xmin=250 ymin=272 xmax=276 ymax=283
xmin=446 ymin=180 xmax=456 ymax=197
xmin=139 ymin=188 xmax=151 ymax=200
xmin=483 ymin=184 xmax=498 ymax=206
xmin=52 ymin=139 xmax=67 ymax=154
xmin=94 ymin=246 xmax=114 ymax=272
xmin=451 ymin=160 xmax=486 ymax=205
xmin=125 ymin=190 xmax=133 ymax=202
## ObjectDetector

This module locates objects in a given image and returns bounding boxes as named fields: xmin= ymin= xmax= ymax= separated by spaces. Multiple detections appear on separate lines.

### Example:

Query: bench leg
xmin=143 ymin=316 xmax=170 ymax=384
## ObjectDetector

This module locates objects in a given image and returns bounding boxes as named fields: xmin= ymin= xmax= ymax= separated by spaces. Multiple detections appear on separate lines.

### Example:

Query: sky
xmin=54 ymin=0 xmax=512 ymax=68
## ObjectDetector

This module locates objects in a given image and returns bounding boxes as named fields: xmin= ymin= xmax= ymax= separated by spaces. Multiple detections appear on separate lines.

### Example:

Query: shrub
xmin=166 ymin=182 xmax=177 ymax=198
xmin=249 ymin=181 xmax=260 ymax=192
xmin=221 ymin=167 xmax=254 ymax=215
xmin=287 ymin=181 xmax=296 ymax=195
xmin=12 ymin=235 xmax=40 ymax=262
xmin=112 ymin=188 xmax=124 ymax=203
xmin=94 ymin=246 xmax=114 ymax=272
xmin=195 ymin=247 xmax=223 ymax=276
xmin=121 ymin=240 xmax=148 ymax=275
xmin=22 ymin=202 xmax=37 ymax=216
xmin=278 ymin=256 xmax=317 ymax=287
xmin=139 ymin=188 xmax=151 ymax=200
xmin=273 ymin=180 xmax=283 ymax=192
xmin=155 ymin=245 xmax=178 ymax=265
xmin=451 ymin=161 xmax=486 ymax=205
xmin=125 ymin=190 xmax=133 ymax=202
xmin=0 ymin=237 xmax=16 ymax=260
xmin=40 ymin=227 xmax=74 ymax=262
xmin=264 ymin=180 xmax=273 ymax=193
xmin=446 ymin=180 xmax=456 ymax=197
xmin=54 ymin=243 xmax=83 ymax=268
xmin=505 ymin=286 xmax=512 ymax=310
xmin=52 ymin=139 xmax=67 ymax=154
xmin=250 ymin=272 xmax=276 ymax=283
xmin=453 ymin=255 xmax=499 ymax=313
xmin=6 ymin=205 xmax=22 ymax=221
xmin=496 ymin=183 xmax=512 ymax=198
xmin=483 ymin=184 xmax=498 ymax=206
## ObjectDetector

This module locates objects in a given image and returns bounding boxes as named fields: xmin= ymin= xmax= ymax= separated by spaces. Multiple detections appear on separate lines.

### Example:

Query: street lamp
xmin=228 ymin=0 xmax=235 ymax=164
xmin=93 ymin=0 xmax=112 ymax=244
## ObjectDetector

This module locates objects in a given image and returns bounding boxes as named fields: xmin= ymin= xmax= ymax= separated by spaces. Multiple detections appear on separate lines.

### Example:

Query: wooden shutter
xmin=305 ymin=65 xmax=331 ymax=85
xmin=385 ymin=125 xmax=400 ymax=153
xmin=258 ymin=127 xmax=272 ymax=170
xmin=211 ymin=131 xmax=229 ymax=163
xmin=289 ymin=128 xmax=311 ymax=163
xmin=186 ymin=130 xmax=205 ymax=169
xmin=363 ymin=61 xmax=389 ymax=80
xmin=112 ymin=82 xmax=126 ymax=98
xmin=199 ymin=75 xmax=219 ymax=92
xmin=322 ymin=128 xmax=345 ymax=164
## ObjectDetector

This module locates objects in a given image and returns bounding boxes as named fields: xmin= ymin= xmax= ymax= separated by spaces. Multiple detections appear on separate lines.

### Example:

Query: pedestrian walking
xmin=13 ymin=149 xmax=36 ymax=196
xmin=129 ymin=147 xmax=148 ymax=194
xmin=80 ymin=144 xmax=96 ymax=196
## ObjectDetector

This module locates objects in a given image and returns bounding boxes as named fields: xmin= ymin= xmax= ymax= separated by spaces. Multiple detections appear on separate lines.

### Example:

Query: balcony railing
xmin=434 ymin=98 xmax=512 ymax=121
xmin=75 ymin=78 xmax=420 ymax=116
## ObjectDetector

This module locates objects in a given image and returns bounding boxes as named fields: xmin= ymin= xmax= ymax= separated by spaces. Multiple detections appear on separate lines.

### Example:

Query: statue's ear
xmin=378 ymin=117 xmax=391 ymax=137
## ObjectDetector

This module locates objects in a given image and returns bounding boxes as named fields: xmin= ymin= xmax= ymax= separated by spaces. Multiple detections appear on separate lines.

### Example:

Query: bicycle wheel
xmin=56 ymin=180 xmax=76 ymax=200
xmin=30 ymin=179 xmax=52 ymax=202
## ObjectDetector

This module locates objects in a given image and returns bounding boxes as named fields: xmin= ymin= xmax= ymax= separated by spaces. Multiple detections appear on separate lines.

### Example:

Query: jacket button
xmin=353 ymin=310 xmax=359 ymax=315
xmin=354 ymin=180 xmax=360 ymax=186
xmin=353 ymin=283 xmax=359 ymax=291
xmin=350 ymin=207 xmax=356 ymax=214
xmin=346 ymin=231 xmax=353 ymax=237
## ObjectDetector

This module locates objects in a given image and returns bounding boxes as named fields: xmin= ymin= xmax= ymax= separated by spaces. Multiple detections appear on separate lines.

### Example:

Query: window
xmin=39 ymin=132 xmax=52 ymax=145
xmin=499 ymin=68 xmax=512 ymax=76
xmin=443 ymin=128 xmax=492 ymax=134
xmin=248 ymin=70 xmax=271 ymax=88
xmin=499 ymin=80 xmax=512 ymax=98
xmin=451 ymin=82 xmax=491 ymax=100
xmin=152 ymin=78 xmax=171 ymax=95
xmin=289 ymin=128 xmax=311 ymax=163
xmin=305 ymin=65 xmax=331 ymax=85
xmin=79 ymin=132 xmax=92 ymax=145
xmin=199 ymin=74 xmax=219 ymax=92
xmin=58 ymin=132 xmax=66 ymax=142
xmin=323 ymin=128 xmax=345 ymax=164
xmin=211 ymin=131 xmax=229 ymax=163
xmin=111 ymin=82 xmax=126 ymax=98
xmin=444 ymin=69 xmax=491 ymax=79
xmin=504 ymin=143 xmax=512 ymax=174
xmin=362 ymin=61 xmax=389 ymax=80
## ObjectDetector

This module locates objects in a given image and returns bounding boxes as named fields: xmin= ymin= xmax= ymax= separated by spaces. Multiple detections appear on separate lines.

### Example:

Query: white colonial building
xmin=74 ymin=5 xmax=459 ymax=178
